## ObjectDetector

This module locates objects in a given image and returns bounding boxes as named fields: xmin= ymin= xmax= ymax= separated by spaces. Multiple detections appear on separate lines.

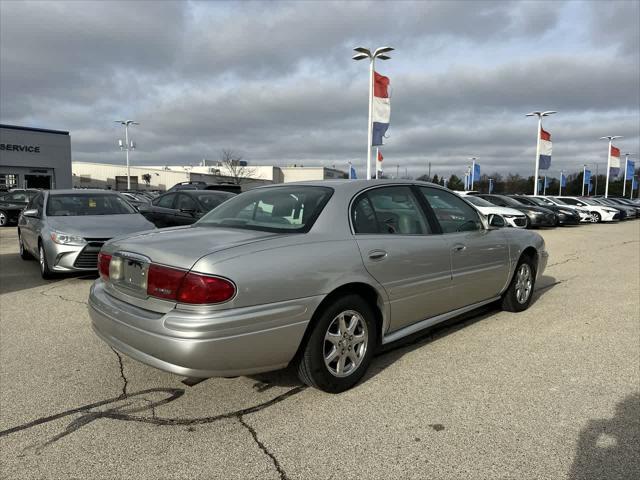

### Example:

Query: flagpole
xmin=631 ymin=176 xmax=636 ymax=200
xmin=375 ymin=147 xmax=379 ymax=180
xmin=559 ymin=171 xmax=563 ymax=196
xmin=367 ymin=57 xmax=375 ymax=180
xmin=543 ymin=176 xmax=547 ymax=195
xmin=582 ymin=166 xmax=586 ymax=196
xmin=605 ymin=138 xmax=612 ymax=198
xmin=534 ymin=116 xmax=541 ymax=195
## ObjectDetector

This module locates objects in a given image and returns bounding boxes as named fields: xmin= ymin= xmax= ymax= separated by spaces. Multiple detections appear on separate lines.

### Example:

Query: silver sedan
xmin=89 ymin=180 xmax=548 ymax=393
xmin=18 ymin=189 xmax=155 ymax=278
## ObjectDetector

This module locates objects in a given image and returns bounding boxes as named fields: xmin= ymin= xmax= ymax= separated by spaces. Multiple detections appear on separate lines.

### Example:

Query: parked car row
xmin=458 ymin=192 xmax=639 ymax=227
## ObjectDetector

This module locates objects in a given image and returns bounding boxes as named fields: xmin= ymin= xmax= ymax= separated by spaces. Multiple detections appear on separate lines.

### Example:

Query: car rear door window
xmin=419 ymin=187 xmax=481 ymax=233
xmin=154 ymin=193 xmax=176 ymax=208
xmin=352 ymin=186 xmax=430 ymax=235
xmin=176 ymin=193 xmax=198 ymax=211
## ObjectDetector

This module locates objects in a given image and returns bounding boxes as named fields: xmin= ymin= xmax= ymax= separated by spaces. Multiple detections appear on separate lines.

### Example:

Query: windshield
xmin=195 ymin=192 xmax=235 ymax=211
xmin=492 ymin=196 xmax=523 ymax=207
xmin=197 ymin=186 xmax=333 ymax=233
xmin=46 ymin=193 xmax=137 ymax=216
xmin=528 ymin=197 xmax=554 ymax=207
xmin=465 ymin=196 xmax=494 ymax=207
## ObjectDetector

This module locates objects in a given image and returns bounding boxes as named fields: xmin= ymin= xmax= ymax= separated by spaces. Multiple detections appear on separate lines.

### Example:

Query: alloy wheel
xmin=0 ymin=211 xmax=6 ymax=226
xmin=589 ymin=212 xmax=599 ymax=223
xmin=39 ymin=245 xmax=46 ymax=273
xmin=515 ymin=263 xmax=533 ymax=304
xmin=323 ymin=310 xmax=368 ymax=378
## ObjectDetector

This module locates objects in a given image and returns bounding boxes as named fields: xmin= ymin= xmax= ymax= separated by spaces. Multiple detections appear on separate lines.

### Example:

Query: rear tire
xmin=502 ymin=255 xmax=536 ymax=312
xmin=39 ymin=241 xmax=55 ymax=279
xmin=0 ymin=210 xmax=8 ymax=227
xmin=18 ymin=230 xmax=33 ymax=260
xmin=296 ymin=294 xmax=376 ymax=393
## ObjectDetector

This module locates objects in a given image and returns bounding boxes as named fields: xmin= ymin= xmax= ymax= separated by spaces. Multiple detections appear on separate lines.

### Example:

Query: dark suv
xmin=0 ymin=189 xmax=40 ymax=226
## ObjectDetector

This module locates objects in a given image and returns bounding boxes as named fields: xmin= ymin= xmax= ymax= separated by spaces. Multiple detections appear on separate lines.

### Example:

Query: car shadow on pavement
xmin=252 ymin=275 xmax=560 ymax=390
xmin=568 ymin=393 xmax=640 ymax=480
xmin=0 ymin=252 xmax=97 ymax=295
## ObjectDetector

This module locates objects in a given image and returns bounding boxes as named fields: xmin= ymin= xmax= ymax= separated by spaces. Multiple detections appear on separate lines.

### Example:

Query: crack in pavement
xmin=38 ymin=279 xmax=89 ymax=305
xmin=239 ymin=415 xmax=290 ymax=480
xmin=110 ymin=348 xmax=129 ymax=397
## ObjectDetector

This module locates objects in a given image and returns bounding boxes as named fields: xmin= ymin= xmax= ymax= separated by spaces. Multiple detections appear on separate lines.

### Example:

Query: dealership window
xmin=0 ymin=174 xmax=17 ymax=188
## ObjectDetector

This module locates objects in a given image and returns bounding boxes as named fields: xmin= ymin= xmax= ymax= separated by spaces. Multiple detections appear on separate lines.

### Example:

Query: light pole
xmin=488 ymin=178 xmax=494 ymax=193
xmin=115 ymin=120 xmax=139 ymax=190
xmin=353 ymin=46 xmax=393 ymax=180
xmin=600 ymin=135 xmax=623 ymax=198
xmin=526 ymin=110 xmax=556 ymax=195
xmin=622 ymin=153 xmax=635 ymax=197
xmin=559 ymin=170 xmax=564 ymax=196
xmin=581 ymin=165 xmax=588 ymax=196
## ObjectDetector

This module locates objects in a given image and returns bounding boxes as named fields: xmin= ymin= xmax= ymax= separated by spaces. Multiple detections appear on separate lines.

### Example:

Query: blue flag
xmin=626 ymin=160 xmax=635 ymax=178
xmin=588 ymin=181 xmax=593 ymax=193
xmin=584 ymin=169 xmax=591 ymax=185
xmin=560 ymin=173 xmax=566 ymax=187
xmin=633 ymin=177 xmax=638 ymax=190
xmin=349 ymin=165 xmax=357 ymax=179
xmin=473 ymin=163 xmax=480 ymax=181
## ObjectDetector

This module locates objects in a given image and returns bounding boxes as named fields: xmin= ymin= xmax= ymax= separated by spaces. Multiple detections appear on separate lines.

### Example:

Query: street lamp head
xmin=600 ymin=135 xmax=623 ymax=140
xmin=376 ymin=54 xmax=391 ymax=60
xmin=353 ymin=47 xmax=371 ymax=56
xmin=352 ymin=53 xmax=369 ymax=61
xmin=541 ymin=111 xmax=557 ymax=116
xmin=374 ymin=46 xmax=394 ymax=55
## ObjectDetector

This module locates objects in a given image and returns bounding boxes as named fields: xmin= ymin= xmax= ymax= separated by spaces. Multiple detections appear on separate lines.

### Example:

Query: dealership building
xmin=0 ymin=124 xmax=72 ymax=189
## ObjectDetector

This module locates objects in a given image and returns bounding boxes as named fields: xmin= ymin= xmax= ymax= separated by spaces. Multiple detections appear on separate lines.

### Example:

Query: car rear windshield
xmin=47 ymin=194 xmax=137 ymax=216
xmin=195 ymin=192 xmax=235 ymax=211
xmin=464 ymin=196 xmax=494 ymax=207
xmin=197 ymin=186 xmax=333 ymax=233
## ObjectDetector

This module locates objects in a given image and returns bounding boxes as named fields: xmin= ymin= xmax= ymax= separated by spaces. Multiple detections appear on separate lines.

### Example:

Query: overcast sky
xmin=1 ymin=0 xmax=638 ymax=179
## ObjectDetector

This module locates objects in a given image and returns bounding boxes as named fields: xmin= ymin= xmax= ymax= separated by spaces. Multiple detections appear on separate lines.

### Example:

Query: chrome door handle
xmin=368 ymin=250 xmax=388 ymax=260
xmin=452 ymin=244 xmax=467 ymax=252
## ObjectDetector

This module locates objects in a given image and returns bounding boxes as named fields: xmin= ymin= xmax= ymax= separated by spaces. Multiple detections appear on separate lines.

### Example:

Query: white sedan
xmin=530 ymin=196 xmax=591 ymax=222
xmin=461 ymin=194 xmax=528 ymax=228
xmin=557 ymin=197 xmax=620 ymax=222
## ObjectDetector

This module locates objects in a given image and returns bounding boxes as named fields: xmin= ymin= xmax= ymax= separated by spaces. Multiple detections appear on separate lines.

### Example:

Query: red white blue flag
xmin=538 ymin=127 xmax=552 ymax=170
xmin=609 ymin=145 xmax=621 ymax=176
xmin=372 ymin=72 xmax=390 ymax=146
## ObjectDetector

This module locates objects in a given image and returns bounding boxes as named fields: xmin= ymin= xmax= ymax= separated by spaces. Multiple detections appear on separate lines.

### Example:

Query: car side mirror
xmin=22 ymin=208 xmax=39 ymax=218
xmin=488 ymin=214 xmax=505 ymax=228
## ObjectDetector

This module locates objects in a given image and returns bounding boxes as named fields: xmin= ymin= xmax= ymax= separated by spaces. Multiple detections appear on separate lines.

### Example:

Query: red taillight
xmin=146 ymin=264 xmax=236 ymax=304
xmin=177 ymin=272 xmax=236 ymax=304
xmin=98 ymin=253 xmax=111 ymax=280
xmin=147 ymin=264 xmax=185 ymax=300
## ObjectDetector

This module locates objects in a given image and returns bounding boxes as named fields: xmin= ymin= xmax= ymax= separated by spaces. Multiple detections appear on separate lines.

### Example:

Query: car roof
xmin=252 ymin=179 xmax=450 ymax=194
xmin=47 ymin=189 xmax=123 ymax=195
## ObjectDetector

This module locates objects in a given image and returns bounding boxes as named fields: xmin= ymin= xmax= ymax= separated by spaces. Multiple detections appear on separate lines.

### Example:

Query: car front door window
xmin=154 ymin=193 xmax=176 ymax=209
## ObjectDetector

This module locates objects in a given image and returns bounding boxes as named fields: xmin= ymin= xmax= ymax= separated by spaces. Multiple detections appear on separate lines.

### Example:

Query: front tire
xmin=589 ymin=212 xmax=601 ymax=223
xmin=0 ymin=210 xmax=8 ymax=227
xmin=39 ymin=242 xmax=55 ymax=279
xmin=296 ymin=294 xmax=376 ymax=393
xmin=502 ymin=256 xmax=536 ymax=312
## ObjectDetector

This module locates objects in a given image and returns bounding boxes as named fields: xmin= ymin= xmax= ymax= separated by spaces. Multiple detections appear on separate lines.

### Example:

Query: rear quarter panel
xmin=189 ymin=235 xmax=388 ymax=310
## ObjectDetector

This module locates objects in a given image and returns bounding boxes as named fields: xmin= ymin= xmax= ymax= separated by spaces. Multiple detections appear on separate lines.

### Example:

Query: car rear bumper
xmin=89 ymin=280 xmax=320 ymax=377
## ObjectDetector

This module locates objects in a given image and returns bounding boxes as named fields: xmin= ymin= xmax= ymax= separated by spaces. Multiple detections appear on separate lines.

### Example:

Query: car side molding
xmin=381 ymin=296 xmax=501 ymax=345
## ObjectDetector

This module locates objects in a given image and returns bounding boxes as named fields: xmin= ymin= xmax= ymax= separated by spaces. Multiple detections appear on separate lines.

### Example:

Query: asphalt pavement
xmin=0 ymin=222 xmax=638 ymax=479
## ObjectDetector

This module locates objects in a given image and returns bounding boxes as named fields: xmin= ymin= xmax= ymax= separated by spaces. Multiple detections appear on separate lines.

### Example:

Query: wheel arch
xmin=290 ymin=281 xmax=386 ymax=364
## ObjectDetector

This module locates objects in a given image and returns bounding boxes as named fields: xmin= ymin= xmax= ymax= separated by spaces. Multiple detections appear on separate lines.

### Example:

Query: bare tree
xmin=220 ymin=149 xmax=256 ymax=185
